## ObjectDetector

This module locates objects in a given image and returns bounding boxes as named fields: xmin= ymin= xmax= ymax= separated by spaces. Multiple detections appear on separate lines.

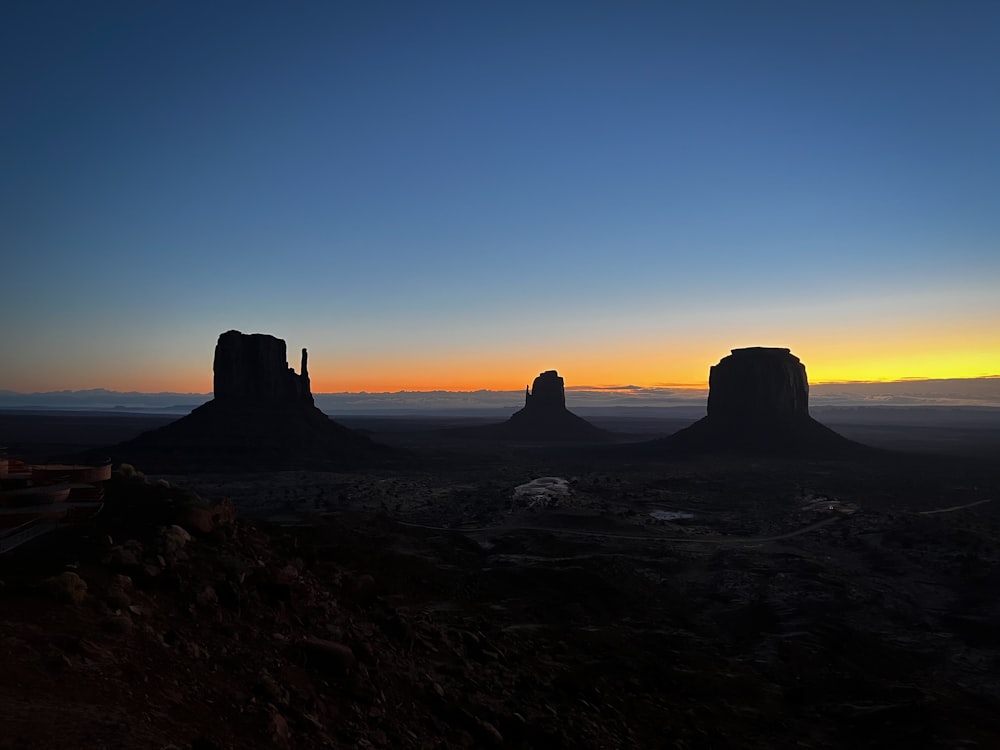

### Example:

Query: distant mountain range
xmin=1 ymin=377 xmax=998 ymax=415
xmin=0 ymin=389 xmax=210 ymax=413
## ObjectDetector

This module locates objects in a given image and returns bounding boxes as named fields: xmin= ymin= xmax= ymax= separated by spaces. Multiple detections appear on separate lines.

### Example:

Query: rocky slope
xmin=3 ymin=454 xmax=1000 ymax=749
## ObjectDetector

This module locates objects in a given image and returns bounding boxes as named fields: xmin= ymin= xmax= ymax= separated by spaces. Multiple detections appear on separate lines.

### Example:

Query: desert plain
xmin=1 ymin=405 xmax=999 ymax=749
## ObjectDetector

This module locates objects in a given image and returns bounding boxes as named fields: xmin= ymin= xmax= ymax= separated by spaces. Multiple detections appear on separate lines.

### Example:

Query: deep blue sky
xmin=2 ymin=1 xmax=998 ymax=392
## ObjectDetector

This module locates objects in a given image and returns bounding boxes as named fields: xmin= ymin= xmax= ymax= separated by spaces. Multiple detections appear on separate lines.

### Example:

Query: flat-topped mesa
xmin=213 ymin=330 xmax=313 ymax=406
xmin=654 ymin=345 xmax=859 ymax=455
xmin=524 ymin=370 xmax=567 ymax=412
xmin=707 ymin=347 xmax=808 ymax=424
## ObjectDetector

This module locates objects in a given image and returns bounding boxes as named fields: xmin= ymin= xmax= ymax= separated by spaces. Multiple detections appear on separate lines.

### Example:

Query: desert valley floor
xmin=1 ymin=410 xmax=999 ymax=748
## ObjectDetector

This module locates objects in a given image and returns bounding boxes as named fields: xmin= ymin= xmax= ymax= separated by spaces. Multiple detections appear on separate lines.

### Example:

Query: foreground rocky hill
xmin=3 ymin=453 xmax=1000 ymax=749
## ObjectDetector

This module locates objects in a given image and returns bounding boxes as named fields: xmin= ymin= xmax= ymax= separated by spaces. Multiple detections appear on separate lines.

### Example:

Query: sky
xmin=2 ymin=1 xmax=998 ymax=394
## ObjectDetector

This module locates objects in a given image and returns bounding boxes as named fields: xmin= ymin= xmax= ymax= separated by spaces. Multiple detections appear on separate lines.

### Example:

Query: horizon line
xmin=2 ymin=374 xmax=998 ymax=397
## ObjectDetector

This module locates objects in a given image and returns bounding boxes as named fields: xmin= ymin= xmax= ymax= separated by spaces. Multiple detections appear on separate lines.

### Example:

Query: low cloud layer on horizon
xmin=1 ymin=378 xmax=999 ymax=414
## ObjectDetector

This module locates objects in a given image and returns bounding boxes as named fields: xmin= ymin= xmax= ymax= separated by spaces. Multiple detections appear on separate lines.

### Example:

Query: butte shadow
xmin=649 ymin=347 xmax=865 ymax=456
xmin=99 ymin=330 xmax=396 ymax=472
xmin=452 ymin=370 xmax=611 ymax=443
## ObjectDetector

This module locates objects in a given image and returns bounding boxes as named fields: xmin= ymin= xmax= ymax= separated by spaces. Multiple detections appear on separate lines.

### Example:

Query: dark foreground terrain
xmin=2 ymin=411 xmax=1000 ymax=748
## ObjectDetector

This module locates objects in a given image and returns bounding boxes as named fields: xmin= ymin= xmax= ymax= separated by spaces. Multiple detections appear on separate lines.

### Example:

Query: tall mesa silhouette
xmin=656 ymin=347 xmax=860 ymax=454
xmin=103 ymin=330 xmax=390 ymax=471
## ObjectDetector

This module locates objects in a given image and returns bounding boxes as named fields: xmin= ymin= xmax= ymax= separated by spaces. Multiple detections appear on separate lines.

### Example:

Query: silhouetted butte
xmin=104 ymin=330 xmax=390 ymax=471
xmin=656 ymin=347 xmax=860 ymax=454
xmin=466 ymin=370 xmax=609 ymax=441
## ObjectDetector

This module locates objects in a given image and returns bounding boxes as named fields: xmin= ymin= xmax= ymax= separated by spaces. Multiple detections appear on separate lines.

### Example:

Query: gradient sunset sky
xmin=2 ymin=1 xmax=998 ymax=394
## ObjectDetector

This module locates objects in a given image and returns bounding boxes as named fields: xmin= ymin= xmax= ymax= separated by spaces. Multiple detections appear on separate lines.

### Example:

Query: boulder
xmin=178 ymin=506 xmax=215 ymax=535
xmin=299 ymin=637 xmax=356 ymax=675
xmin=45 ymin=571 xmax=88 ymax=605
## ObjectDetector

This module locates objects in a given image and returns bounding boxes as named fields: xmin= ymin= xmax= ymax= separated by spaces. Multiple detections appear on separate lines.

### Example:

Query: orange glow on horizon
xmin=8 ymin=331 xmax=996 ymax=394
xmin=15 ymin=358 xmax=997 ymax=395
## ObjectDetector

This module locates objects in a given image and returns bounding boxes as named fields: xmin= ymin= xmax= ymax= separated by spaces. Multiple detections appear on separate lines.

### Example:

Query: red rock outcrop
xmin=214 ymin=330 xmax=313 ymax=406
xmin=105 ymin=331 xmax=390 ymax=471
xmin=707 ymin=347 xmax=809 ymax=423
xmin=523 ymin=370 xmax=567 ymax=412
xmin=659 ymin=347 xmax=858 ymax=454
xmin=477 ymin=370 xmax=608 ymax=441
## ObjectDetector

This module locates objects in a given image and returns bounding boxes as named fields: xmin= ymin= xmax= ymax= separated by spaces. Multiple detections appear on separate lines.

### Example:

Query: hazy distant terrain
xmin=1 ymin=377 xmax=998 ymax=415
xmin=2 ymin=407 xmax=999 ymax=464
xmin=3 ymin=379 xmax=998 ymax=460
